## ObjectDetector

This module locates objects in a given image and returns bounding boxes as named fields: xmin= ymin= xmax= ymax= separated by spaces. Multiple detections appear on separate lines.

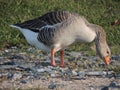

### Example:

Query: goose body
xmin=10 ymin=11 xmax=111 ymax=67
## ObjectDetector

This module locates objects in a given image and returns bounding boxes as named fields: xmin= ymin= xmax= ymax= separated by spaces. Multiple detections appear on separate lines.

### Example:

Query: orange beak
xmin=104 ymin=56 xmax=110 ymax=65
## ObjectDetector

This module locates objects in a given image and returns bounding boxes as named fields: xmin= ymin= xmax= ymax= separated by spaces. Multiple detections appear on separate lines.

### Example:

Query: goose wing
xmin=14 ymin=11 xmax=71 ymax=32
xmin=37 ymin=26 xmax=57 ymax=46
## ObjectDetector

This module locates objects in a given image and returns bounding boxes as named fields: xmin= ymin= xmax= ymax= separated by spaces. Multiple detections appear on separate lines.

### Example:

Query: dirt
xmin=0 ymin=47 xmax=120 ymax=90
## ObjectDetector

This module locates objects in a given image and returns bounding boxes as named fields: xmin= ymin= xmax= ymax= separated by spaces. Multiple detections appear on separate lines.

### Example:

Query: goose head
xmin=96 ymin=42 xmax=111 ymax=65
xmin=93 ymin=25 xmax=111 ymax=65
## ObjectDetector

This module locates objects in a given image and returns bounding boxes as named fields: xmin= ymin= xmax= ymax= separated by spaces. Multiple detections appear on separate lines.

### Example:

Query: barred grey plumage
xmin=10 ymin=11 xmax=111 ymax=67
xmin=14 ymin=11 xmax=71 ymax=30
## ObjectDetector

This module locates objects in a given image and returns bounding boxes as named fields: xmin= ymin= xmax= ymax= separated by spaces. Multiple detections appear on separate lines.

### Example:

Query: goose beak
xmin=104 ymin=56 xmax=110 ymax=65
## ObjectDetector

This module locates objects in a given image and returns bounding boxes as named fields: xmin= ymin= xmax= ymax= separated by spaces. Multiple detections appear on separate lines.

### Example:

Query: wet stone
xmin=98 ymin=63 xmax=105 ymax=67
xmin=85 ymin=71 xmax=107 ymax=76
xmin=2 ymin=61 xmax=15 ymax=65
xmin=115 ymin=74 xmax=120 ymax=79
xmin=20 ymin=80 xmax=28 ymax=84
xmin=7 ymin=73 xmax=13 ymax=80
xmin=109 ymin=81 xmax=117 ymax=87
xmin=0 ymin=65 xmax=17 ymax=70
xmin=101 ymin=86 xmax=109 ymax=90
xmin=48 ymin=83 xmax=56 ymax=89
xmin=111 ymin=55 xmax=120 ymax=61
xmin=102 ymin=86 xmax=119 ymax=90
xmin=10 ymin=54 xmax=24 ymax=59
xmin=63 ymin=69 xmax=73 ymax=76
xmin=77 ymin=71 xmax=85 ymax=77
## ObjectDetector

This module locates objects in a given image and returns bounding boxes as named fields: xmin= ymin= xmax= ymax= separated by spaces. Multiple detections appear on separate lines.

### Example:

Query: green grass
xmin=0 ymin=0 xmax=120 ymax=54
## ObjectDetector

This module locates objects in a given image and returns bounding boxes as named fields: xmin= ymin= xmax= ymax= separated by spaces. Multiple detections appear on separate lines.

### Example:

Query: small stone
xmin=90 ymin=87 xmax=95 ymax=90
xmin=77 ymin=71 xmax=85 ymax=76
xmin=3 ymin=61 xmax=15 ymax=65
xmin=11 ymin=54 xmax=24 ymax=59
xmin=109 ymin=87 xmax=119 ymax=90
xmin=10 ymin=73 xmax=22 ymax=80
xmin=5 ymin=50 xmax=9 ymax=53
xmin=101 ymin=86 xmax=109 ymax=90
xmin=37 ymin=68 xmax=45 ymax=73
xmin=11 ymin=46 xmax=17 ymax=49
xmin=72 ymin=70 xmax=77 ymax=76
xmin=98 ymin=63 xmax=105 ymax=67
xmin=109 ymin=81 xmax=117 ymax=87
xmin=115 ymin=74 xmax=120 ymax=79
xmin=0 ymin=57 xmax=4 ymax=59
xmin=59 ymin=68 xmax=65 ymax=73
xmin=7 ymin=73 xmax=13 ymax=80
xmin=64 ymin=69 xmax=72 ymax=76
xmin=20 ymin=80 xmax=28 ymax=84
xmin=26 ymin=75 xmax=34 ymax=80
xmin=69 ymin=52 xmax=81 ymax=58
xmin=85 ymin=71 xmax=107 ymax=76
xmin=0 ymin=73 xmax=8 ymax=81
xmin=48 ymin=83 xmax=56 ymax=89
xmin=40 ymin=76 xmax=48 ymax=80
xmin=45 ymin=68 xmax=52 ymax=73
xmin=50 ymin=73 xmax=56 ymax=77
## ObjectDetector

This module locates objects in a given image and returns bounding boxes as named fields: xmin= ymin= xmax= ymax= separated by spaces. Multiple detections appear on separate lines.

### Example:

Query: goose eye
xmin=107 ymin=50 xmax=109 ymax=54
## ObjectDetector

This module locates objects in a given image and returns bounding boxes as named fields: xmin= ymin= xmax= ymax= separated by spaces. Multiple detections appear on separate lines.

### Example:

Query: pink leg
xmin=60 ymin=50 xmax=64 ymax=67
xmin=51 ymin=49 xmax=56 ymax=66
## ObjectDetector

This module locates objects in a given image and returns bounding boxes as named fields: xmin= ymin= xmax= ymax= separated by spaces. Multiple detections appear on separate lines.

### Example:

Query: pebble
xmin=101 ymin=86 xmax=109 ymax=90
xmin=115 ymin=74 xmax=120 ymax=79
xmin=111 ymin=55 xmax=120 ymax=61
xmin=11 ymin=46 xmax=17 ymax=49
xmin=5 ymin=50 xmax=9 ymax=53
xmin=50 ymin=71 xmax=56 ymax=77
xmin=77 ymin=71 xmax=85 ymax=76
xmin=85 ymin=71 xmax=107 ymax=76
xmin=69 ymin=51 xmax=81 ymax=58
xmin=63 ymin=69 xmax=73 ymax=76
xmin=10 ymin=73 xmax=22 ymax=80
xmin=3 ymin=61 xmax=15 ymax=65
xmin=90 ymin=86 xmax=120 ymax=90
xmin=101 ymin=83 xmax=119 ymax=90
xmin=1 ymin=47 xmax=120 ymax=90
xmin=45 ymin=67 xmax=52 ymax=73
xmin=98 ymin=63 xmax=105 ymax=67
xmin=50 ymin=73 xmax=56 ymax=78
xmin=0 ymin=65 xmax=17 ymax=69
xmin=20 ymin=80 xmax=28 ymax=84
xmin=109 ymin=81 xmax=117 ymax=87
xmin=72 ymin=70 xmax=78 ymax=76
xmin=37 ymin=68 xmax=46 ymax=73
xmin=0 ymin=57 xmax=4 ymax=59
xmin=48 ymin=83 xmax=56 ymax=89
xmin=11 ymin=54 xmax=24 ymax=59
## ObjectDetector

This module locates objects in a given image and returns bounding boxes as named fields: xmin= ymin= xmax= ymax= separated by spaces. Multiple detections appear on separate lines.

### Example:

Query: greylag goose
xmin=10 ymin=11 xmax=111 ymax=67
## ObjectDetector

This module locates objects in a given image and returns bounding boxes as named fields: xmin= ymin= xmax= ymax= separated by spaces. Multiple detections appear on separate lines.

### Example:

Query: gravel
xmin=0 ymin=47 xmax=120 ymax=90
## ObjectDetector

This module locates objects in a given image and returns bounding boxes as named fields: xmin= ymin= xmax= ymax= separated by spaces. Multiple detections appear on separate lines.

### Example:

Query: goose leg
xmin=51 ymin=48 xmax=56 ymax=66
xmin=60 ymin=50 xmax=64 ymax=67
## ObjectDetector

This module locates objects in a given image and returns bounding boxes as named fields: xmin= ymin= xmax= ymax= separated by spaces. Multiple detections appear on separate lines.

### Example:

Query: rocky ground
xmin=0 ymin=46 xmax=120 ymax=90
